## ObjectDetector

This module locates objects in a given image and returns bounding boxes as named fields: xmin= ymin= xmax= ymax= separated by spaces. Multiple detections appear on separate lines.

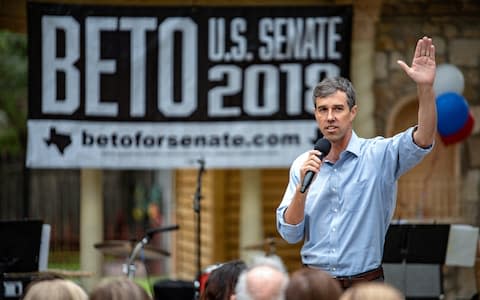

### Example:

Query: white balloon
xmin=434 ymin=64 xmax=465 ymax=96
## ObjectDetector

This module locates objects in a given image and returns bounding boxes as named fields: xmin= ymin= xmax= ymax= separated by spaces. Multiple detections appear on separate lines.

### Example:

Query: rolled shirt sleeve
xmin=276 ymin=205 xmax=305 ymax=244
xmin=276 ymin=152 xmax=308 ymax=244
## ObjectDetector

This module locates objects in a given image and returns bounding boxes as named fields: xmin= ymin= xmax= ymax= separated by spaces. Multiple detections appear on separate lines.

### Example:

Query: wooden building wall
xmin=174 ymin=169 xmax=238 ymax=279
xmin=174 ymin=168 xmax=303 ymax=281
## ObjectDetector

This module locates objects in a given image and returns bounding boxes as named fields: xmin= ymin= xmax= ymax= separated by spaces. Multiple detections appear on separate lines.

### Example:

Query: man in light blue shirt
xmin=276 ymin=36 xmax=437 ymax=288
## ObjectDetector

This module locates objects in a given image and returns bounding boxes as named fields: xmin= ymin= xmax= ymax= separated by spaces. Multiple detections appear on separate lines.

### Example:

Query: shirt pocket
xmin=342 ymin=179 xmax=368 ymax=212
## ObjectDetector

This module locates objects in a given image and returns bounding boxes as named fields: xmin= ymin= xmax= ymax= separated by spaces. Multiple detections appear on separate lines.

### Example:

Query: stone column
xmin=351 ymin=0 xmax=383 ymax=138
xmin=80 ymin=169 xmax=103 ymax=291
xmin=239 ymin=170 xmax=264 ymax=263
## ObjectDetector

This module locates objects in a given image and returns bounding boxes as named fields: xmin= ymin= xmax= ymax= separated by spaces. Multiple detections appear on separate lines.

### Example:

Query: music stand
xmin=0 ymin=219 xmax=44 ymax=273
xmin=382 ymin=224 xmax=450 ymax=300
xmin=0 ymin=219 xmax=44 ymax=300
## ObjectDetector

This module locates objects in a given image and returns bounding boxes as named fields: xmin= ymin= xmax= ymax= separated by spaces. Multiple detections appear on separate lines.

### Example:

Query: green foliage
xmin=0 ymin=30 xmax=28 ymax=155
xmin=48 ymin=251 xmax=80 ymax=271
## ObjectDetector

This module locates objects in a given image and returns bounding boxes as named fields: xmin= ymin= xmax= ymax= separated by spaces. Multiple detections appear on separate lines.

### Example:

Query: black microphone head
xmin=314 ymin=138 xmax=331 ymax=156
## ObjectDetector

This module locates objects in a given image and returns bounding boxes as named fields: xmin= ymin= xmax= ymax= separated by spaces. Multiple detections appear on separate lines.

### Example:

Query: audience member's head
xmin=201 ymin=259 xmax=247 ymax=300
xmin=22 ymin=278 xmax=88 ymax=300
xmin=339 ymin=282 xmax=405 ymax=300
xmin=285 ymin=268 xmax=342 ymax=300
xmin=234 ymin=256 xmax=289 ymax=300
xmin=89 ymin=277 xmax=151 ymax=300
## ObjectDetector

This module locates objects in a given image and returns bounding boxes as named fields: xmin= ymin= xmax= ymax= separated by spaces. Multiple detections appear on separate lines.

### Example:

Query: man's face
xmin=314 ymin=90 xmax=357 ymax=143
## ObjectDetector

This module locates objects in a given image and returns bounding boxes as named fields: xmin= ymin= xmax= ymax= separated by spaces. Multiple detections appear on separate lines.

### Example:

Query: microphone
xmin=300 ymin=138 xmax=331 ymax=193
xmin=145 ymin=224 xmax=180 ymax=238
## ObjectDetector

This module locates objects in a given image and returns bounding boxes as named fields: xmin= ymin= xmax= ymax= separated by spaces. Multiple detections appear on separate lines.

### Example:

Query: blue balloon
xmin=436 ymin=92 xmax=469 ymax=136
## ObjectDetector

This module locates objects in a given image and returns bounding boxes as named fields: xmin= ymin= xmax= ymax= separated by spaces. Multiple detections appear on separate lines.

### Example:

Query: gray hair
xmin=235 ymin=256 xmax=289 ymax=300
xmin=312 ymin=76 xmax=356 ymax=109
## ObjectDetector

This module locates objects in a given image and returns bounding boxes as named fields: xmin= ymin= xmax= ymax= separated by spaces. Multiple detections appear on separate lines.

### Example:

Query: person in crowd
xmin=339 ymin=282 xmax=405 ymax=300
xmin=276 ymin=36 xmax=437 ymax=289
xmin=89 ymin=277 xmax=151 ymax=300
xmin=285 ymin=267 xmax=342 ymax=300
xmin=201 ymin=259 xmax=247 ymax=300
xmin=233 ymin=256 xmax=289 ymax=300
xmin=22 ymin=278 xmax=88 ymax=300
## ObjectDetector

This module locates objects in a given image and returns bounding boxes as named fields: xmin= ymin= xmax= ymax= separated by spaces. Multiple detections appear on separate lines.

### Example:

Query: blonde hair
xmin=23 ymin=279 xmax=88 ymax=300
xmin=339 ymin=282 xmax=405 ymax=300
xmin=89 ymin=277 xmax=151 ymax=300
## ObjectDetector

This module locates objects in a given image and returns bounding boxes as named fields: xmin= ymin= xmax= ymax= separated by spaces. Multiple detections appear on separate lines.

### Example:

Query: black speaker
xmin=153 ymin=279 xmax=195 ymax=300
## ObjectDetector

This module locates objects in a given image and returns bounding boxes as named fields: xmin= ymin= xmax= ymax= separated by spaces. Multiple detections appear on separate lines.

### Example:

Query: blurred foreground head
xmin=285 ymin=267 xmax=342 ymax=300
xmin=234 ymin=256 xmax=289 ymax=300
xmin=23 ymin=278 xmax=88 ymax=300
xmin=339 ymin=282 xmax=405 ymax=300
xmin=89 ymin=277 xmax=151 ymax=300
xmin=201 ymin=259 xmax=247 ymax=300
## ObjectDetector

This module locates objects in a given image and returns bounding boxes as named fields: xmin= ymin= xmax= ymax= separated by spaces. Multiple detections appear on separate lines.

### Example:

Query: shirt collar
xmin=344 ymin=130 xmax=361 ymax=158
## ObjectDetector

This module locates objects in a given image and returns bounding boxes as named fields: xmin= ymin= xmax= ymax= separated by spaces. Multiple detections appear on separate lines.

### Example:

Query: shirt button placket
xmin=330 ymin=167 xmax=340 ymax=272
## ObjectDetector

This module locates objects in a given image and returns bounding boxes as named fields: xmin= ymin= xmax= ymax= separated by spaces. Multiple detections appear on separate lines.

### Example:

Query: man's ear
xmin=350 ymin=104 xmax=358 ymax=121
xmin=230 ymin=294 xmax=236 ymax=300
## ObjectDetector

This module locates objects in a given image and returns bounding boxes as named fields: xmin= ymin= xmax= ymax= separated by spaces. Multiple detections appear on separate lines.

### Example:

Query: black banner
xmin=27 ymin=3 xmax=352 ymax=168
xmin=28 ymin=3 xmax=352 ymax=122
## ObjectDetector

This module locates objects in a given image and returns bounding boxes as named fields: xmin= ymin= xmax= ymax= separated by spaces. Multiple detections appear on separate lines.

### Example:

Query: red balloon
xmin=440 ymin=111 xmax=475 ymax=145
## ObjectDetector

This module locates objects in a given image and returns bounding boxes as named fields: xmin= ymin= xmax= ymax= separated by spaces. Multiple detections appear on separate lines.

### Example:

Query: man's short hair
xmin=312 ymin=77 xmax=356 ymax=109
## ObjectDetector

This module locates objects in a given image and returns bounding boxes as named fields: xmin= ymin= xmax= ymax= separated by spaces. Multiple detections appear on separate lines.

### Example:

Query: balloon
xmin=440 ymin=111 xmax=475 ymax=145
xmin=434 ymin=64 xmax=465 ymax=96
xmin=436 ymin=92 xmax=469 ymax=136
